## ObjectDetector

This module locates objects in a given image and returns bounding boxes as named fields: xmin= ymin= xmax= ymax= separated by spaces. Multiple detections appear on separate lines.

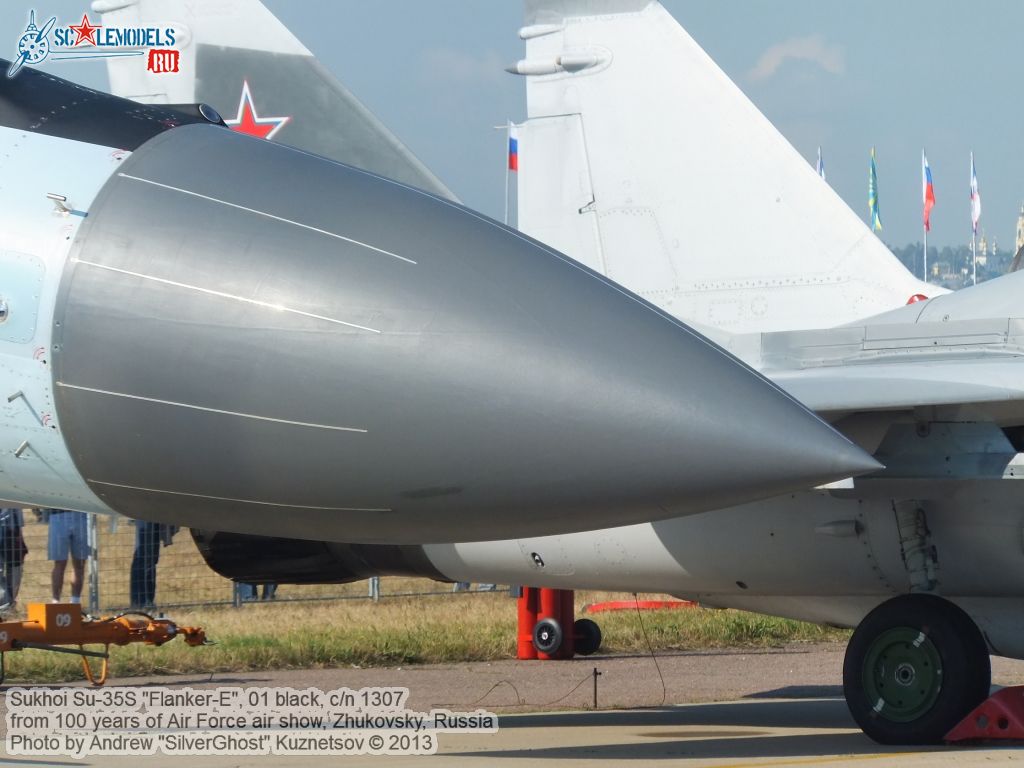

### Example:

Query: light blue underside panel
xmin=0 ymin=250 xmax=45 ymax=344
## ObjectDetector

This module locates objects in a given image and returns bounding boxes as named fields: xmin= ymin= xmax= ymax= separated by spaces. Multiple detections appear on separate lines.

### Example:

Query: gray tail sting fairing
xmin=10 ymin=65 xmax=879 ymax=545
xmin=95 ymin=0 xmax=457 ymax=201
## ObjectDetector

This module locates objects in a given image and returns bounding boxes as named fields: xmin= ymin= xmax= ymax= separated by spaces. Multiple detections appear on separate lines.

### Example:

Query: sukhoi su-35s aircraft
xmin=99 ymin=0 xmax=1024 ymax=745
xmin=0 ymin=18 xmax=876 ymax=547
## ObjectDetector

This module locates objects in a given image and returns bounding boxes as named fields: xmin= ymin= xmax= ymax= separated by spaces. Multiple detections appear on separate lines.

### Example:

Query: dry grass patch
xmin=1 ymin=592 xmax=848 ymax=684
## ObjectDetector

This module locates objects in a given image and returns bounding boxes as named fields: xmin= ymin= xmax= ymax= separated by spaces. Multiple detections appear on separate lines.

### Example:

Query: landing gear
xmin=843 ymin=594 xmax=990 ymax=744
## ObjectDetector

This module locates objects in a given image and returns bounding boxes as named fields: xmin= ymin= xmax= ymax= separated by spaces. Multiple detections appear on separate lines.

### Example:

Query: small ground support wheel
xmin=532 ymin=617 xmax=563 ymax=655
xmin=574 ymin=618 xmax=602 ymax=656
xmin=843 ymin=594 xmax=990 ymax=744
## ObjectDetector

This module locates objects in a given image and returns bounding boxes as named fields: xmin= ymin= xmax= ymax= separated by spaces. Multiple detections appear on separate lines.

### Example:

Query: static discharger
xmin=0 ymin=602 xmax=208 ymax=685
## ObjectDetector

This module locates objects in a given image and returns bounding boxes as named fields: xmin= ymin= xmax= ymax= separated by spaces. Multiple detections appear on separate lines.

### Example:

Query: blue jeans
xmin=130 ymin=522 xmax=161 ymax=608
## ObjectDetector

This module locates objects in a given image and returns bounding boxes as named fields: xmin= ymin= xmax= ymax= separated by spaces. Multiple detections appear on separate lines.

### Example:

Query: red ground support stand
xmin=559 ymin=588 xmax=575 ymax=659
xmin=517 ymin=587 xmax=540 ymax=660
xmin=946 ymin=686 xmax=1024 ymax=742
xmin=517 ymin=587 xmax=576 ymax=660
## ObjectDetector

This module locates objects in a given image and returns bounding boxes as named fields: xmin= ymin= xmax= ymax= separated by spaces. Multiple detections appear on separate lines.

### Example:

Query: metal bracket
xmin=892 ymin=500 xmax=939 ymax=592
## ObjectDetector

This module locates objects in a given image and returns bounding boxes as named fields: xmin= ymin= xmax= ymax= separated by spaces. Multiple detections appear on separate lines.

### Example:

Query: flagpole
xmin=970 ymin=151 xmax=978 ymax=286
xmin=923 ymin=226 xmax=929 ymax=282
xmin=922 ymin=149 xmax=928 ymax=282
xmin=503 ymin=120 xmax=511 ymax=227
xmin=972 ymin=231 xmax=977 ymax=286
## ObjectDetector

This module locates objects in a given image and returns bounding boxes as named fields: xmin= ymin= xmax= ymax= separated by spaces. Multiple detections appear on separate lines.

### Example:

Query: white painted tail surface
xmin=515 ymin=1 xmax=936 ymax=333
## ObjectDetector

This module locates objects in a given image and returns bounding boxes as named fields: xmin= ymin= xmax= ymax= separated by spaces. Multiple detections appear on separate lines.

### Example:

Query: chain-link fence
xmin=1 ymin=510 xmax=490 ymax=614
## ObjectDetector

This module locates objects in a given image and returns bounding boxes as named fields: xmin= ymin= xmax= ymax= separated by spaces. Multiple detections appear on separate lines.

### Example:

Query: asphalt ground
xmin=2 ymin=643 xmax=1022 ymax=766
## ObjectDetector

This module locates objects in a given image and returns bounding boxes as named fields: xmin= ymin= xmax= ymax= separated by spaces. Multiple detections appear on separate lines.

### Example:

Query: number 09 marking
xmin=55 ymin=612 xmax=72 ymax=628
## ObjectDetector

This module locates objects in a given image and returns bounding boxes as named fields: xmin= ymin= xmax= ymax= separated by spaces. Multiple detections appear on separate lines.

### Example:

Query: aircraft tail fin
xmin=513 ymin=1 xmax=936 ymax=332
xmin=92 ymin=0 xmax=457 ymax=201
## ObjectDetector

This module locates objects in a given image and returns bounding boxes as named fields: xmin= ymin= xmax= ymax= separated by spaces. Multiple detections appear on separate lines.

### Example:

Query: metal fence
xmin=1 ymin=511 xmax=487 ymax=614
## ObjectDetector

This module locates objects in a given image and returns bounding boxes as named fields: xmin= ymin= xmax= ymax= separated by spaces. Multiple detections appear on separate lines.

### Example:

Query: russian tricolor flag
xmin=922 ymin=150 xmax=935 ymax=232
xmin=508 ymin=124 xmax=519 ymax=171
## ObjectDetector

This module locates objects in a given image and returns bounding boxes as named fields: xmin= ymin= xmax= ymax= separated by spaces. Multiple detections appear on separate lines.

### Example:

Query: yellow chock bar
xmin=0 ymin=602 xmax=207 ymax=686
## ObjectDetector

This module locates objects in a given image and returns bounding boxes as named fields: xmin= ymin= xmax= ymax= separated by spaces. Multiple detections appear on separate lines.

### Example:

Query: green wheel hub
xmin=862 ymin=627 xmax=943 ymax=723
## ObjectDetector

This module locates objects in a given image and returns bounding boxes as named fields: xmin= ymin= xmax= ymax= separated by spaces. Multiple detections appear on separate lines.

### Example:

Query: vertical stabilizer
xmin=93 ymin=0 xmax=457 ymax=201
xmin=513 ymin=1 xmax=936 ymax=332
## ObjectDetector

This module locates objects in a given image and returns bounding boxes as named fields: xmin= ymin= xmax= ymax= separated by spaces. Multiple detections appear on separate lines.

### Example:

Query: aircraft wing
xmin=756 ymin=272 xmax=1024 ymax=417
xmin=774 ymin=351 xmax=1024 ymax=415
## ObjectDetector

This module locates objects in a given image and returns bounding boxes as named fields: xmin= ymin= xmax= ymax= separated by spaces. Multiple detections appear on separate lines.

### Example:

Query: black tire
xmin=574 ymin=618 xmax=602 ymax=656
xmin=532 ymin=617 xmax=563 ymax=655
xmin=843 ymin=594 xmax=990 ymax=745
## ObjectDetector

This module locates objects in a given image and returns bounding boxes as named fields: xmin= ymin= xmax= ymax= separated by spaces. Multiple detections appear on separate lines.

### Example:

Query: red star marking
xmin=68 ymin=13 xmax=101 ymax=47
xmin=224 ymin=81 xmax=290 ymax=140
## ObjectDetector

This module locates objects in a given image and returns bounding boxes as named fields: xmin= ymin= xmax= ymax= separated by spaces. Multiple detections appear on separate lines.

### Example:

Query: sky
xmin=3 ymin=1 xmax=1022 ymax=250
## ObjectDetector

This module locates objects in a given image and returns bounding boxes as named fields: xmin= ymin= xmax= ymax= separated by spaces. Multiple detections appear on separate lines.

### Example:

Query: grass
xmin=1 ymin=592 xmax=849 ymax=684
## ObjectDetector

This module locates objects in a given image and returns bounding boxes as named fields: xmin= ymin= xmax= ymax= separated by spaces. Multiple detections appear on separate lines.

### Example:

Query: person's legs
xmin=69 ymin=558 xmax=85 ymax=601
xmin=8 ymin=563 xmax=22 ymax=603
xmin=0 ymin=528 xmax=10 ymax=608
xmin=51 ymin=559 xmax=67 ymax=602
xmin=49 ymin=511 xmax=72 ymax=602
xmin=143 ymin=526 xmax=160 ymax=606
xmin=130 ymin=522 xmax=160 ymax=607
xmin=129 ymin=557 xmax=145 ymax=606
xmin=2 ymin=522 xmax=23 ymax=605
xmin=67 ymin=513 xmax=89 ymax=605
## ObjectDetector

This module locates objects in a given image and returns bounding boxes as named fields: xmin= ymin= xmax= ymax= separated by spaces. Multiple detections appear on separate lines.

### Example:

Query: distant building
xmin=978 ymin=232 xmax=988 ymax=267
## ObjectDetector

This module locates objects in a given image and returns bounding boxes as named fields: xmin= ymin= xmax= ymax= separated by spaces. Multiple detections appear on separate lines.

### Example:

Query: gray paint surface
xmin=195 ymin=45 xmax=457 ymax=202
xmin=52 ymin=123 xmax=875 ymax=544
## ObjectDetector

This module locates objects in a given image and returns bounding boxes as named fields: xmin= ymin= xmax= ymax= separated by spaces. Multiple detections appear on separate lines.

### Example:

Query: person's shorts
xmin=47 ymin=511 xmax=88 ymax=561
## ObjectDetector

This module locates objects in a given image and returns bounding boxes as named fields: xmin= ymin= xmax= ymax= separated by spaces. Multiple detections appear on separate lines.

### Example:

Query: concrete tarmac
xmin=2 ymin=644 xmax=1022 ymax=767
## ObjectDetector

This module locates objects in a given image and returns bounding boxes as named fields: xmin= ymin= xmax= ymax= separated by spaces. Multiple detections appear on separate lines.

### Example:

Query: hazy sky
xmin=4 ymin=1 xmax=1022 ymax=250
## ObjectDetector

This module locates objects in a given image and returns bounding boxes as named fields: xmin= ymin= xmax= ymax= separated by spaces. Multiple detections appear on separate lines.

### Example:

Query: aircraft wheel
xmin=843 ymin=594 xmax=990 ymax=744
xmin=532 ymin=617 xmax=563 ymax=655
xmin=574 ymin=618 xmax=602 ymax=656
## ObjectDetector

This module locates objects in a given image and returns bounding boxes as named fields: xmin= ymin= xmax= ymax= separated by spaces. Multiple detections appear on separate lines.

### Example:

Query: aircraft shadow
xmin=744 ymin=685 xmax=844 ymax=699
xmin=451 ymin=731 xmax=930 ymax=761
xmin=456 ymin=700 xmax=944 ymax=761
xmin=498 ymin=698 xmax=855 ymax=730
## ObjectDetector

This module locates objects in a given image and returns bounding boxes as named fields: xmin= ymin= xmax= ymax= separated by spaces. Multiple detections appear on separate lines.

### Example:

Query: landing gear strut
xmin=843 ymin=594 xmax=990 ymax=744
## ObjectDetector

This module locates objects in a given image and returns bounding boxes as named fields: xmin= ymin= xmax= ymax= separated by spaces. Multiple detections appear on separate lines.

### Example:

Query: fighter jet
xmin=0 ymin=52 xmax=876 ymax=547
xmin=126 ymin=0 xmax=1024 ymax=745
